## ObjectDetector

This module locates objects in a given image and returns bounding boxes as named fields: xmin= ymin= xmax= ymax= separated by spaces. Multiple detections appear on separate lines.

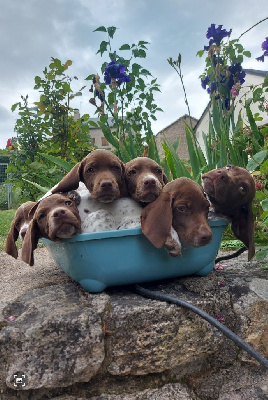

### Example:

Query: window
xmin=101 ymin=137 xmax=109 ymax=146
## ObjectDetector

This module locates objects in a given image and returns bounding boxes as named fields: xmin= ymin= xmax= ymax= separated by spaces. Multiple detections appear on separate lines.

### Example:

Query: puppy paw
xmin=164 ymin=227 xmax=182 ymax=257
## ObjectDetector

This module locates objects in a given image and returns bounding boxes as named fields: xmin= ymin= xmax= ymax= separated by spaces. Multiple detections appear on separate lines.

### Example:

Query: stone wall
xmin=155 ymin=115 xmax=198 ymax=161
xmin=0 ymin=248 xmax=267 ymax=400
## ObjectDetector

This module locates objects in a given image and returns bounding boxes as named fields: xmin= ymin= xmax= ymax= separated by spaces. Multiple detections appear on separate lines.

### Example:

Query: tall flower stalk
xmin=167 ymin=54 xmax=193 ymax=128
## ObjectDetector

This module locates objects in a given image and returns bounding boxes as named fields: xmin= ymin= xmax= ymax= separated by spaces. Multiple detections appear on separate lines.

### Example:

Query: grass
xmin=0 ymin=209 xmax=17 ymax=251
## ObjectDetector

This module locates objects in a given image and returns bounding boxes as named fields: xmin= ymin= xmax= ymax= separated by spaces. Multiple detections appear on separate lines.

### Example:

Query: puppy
xmin=69 ymin=186 xmax=142 ymax=232
xmin=21 ymin=194 xmax=81 ymax=266
xmin=51 ymin=149 xmax=128 ymax=203
xmin=125 ymin=157 xmax=168 ymax=204
xmin=5 ymin=201 xmax=37 ymax=259
xmin=141 ymin=177 xmax=212 ymax=256
xmin=202 ymin=165 xmax=256 ymax=260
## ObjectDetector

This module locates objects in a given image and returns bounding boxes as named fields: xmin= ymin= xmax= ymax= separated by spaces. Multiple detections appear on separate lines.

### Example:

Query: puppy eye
xmin=112 ymin=165 xmax=120 ymax=171
xmin=65 ymin=200 xmax=72 ymax=206
xmin=128 ymin=169 xmax=136 ymax=175
xmin=38 ymin=213 xmax=46 ymax=221
xmin=15 ymin=220 xmax=21 ymax=229
xmin=225 ymin=165 xmax=232 ymax=171
xmin=86 ymin=167 xmax=94 ymax=173
xmin=155 ymin=168 xmax=162 ymax=174
xmin=177 ymin=205 xmax=187 ymax=212
xmin=239 ymin=186 xmax=248 ymax=194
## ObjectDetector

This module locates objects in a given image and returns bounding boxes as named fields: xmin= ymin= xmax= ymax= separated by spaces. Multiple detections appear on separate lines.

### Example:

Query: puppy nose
xmin=53 ymin=209 xmax=66 ymax=218
xmin=20 ymin=229 xmax=27 ymax=239
xmin=144 ymin=178 xmax=156 ymax=186
xmin=199 ymin=226 xmax=212 ymax=243
xmin=217 ymin=170 xmax=228 ymax=181
xmin=100 ymin=180 xmax=113 ymax=188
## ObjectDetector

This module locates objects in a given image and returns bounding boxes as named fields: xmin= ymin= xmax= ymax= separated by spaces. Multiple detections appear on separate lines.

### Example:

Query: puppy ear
xmin=231 ymin=203 xmax=255 ymax=261
xmin=66 ymin=190 xmax=81 ymax=206
xmin=141 ymin=192 xmax=173 ymax=248
xmin=5 ymin=220 xmax=19 ymax=259
xmin=52 ymin=162 xmax=83 ymax=194
xmin=21 ymin=219 xmax=41 ymax=266
xmin=119 ymin=162 xmax=130 ymax=197
xmin=28 ymin=202 xmax=39 ymax=219
xmin=163 ymin=172 xmax=169 ymax=185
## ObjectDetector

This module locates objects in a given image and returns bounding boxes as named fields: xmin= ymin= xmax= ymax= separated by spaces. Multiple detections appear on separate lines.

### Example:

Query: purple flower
xmin=228 ymin=63 xmax=246 ymax=85
xmin=261 ymin=37 xmax=268 ymax=52
xmin=104 ymin=60 xmax=131 ymax=85
xmin=215 ymin=313 xmax=225 ymax=322
xmin=256 ymin=55 xmax=265 ymax=62
xmin=209 ymin=81 xmax=218 ymax=93
xmin=201 ymin=75 xmax=210 ymax=89
xmin=256 ymin=37 xmax=268 ymax=62
xmin=206 ymin=24 xmax=232 ymax=46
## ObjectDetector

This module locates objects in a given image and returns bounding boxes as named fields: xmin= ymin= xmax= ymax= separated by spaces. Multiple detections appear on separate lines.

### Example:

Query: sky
xmin=0 ymin=0 xmax=267 ymax=150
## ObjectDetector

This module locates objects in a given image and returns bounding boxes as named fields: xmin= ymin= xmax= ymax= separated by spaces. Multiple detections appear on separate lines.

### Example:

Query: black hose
xmin=215 ymin=247 xmax=247 ymax=264
xmin=134 ymin=284 xmax=268 ymax=369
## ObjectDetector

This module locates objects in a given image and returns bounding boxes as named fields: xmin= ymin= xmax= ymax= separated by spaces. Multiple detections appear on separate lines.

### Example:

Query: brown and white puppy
xmin=21 ymin=194 xmax=81 ymax=266
xmin=141 ymin=177 xmax=212 ymax=256
xmin=202 ymin=165 xmax=256 ymax=260
xmin=5 ymin=201 xmax=37 ymax=259
xmin=51 ymin=149 xmax=128 ymax=203
xmin=125 ymin=157 xmax=168 ymax=204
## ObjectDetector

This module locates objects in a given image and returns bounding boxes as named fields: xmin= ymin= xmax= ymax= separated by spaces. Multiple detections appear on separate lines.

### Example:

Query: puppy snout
xmin=100 ymin=180 xmax=113 ymax=189
xmin=199 ymin=226 xmax=212 ymax=244
xmin=53 ymin=209 xmax=66 ymax=218
xmin=20 ymin=228 xmax=27 ymax=239
xmin=217 ymin=170 xmax=228 ymax=181
xmin=144 ymin=178 xmax=156 ymax=187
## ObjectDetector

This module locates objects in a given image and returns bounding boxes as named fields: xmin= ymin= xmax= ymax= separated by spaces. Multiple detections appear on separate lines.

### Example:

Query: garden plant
xmin=4 ymin=21 xmax=268 ymax=263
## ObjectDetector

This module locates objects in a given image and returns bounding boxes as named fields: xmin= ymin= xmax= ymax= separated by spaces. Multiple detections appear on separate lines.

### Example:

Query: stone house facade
xmin=155 ymin=114 xmax=198 ymax=161
xmin=195 ymin=69 xmax=268 ymax=154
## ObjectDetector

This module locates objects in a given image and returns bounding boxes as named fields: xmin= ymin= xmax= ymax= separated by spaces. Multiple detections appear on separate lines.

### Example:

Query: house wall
xmin=195 ymin=72 xmax=268 ymax=155
xmin=155 ymin=115 xmax=197 ymax=161
xmin=90 ymin=128 xmax=112 ymax=150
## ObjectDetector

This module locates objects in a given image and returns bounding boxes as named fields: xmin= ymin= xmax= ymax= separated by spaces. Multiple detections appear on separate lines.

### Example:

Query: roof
xmin=156 ymin=114 xmax=198 ymax=136
xmin=243 ymin=69 xmax=268 ymax=77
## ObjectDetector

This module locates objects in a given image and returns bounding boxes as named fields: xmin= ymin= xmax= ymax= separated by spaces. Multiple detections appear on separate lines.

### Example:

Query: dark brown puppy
xmin=202 ymin=165 xmax=256 ymax=260
xmin=141 ymin=177 xmax=212 ymax=256
xmin=125 ymin=157 xmax=168 ymax=204
xmin=52 ymin=149 xmax=128 ymax=203
xmin=21 ymin=194 xmax=81 ymax=266
xmin=5 ymin=201 xmax=37 ymax=259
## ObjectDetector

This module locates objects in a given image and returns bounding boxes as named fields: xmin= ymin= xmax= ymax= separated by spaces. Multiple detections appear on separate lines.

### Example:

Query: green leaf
xmin=40 ymin=154 xmax=74 ymax=172
xmin=254 ymin=247 xmax=268 ymax=262
xmin=263 ymin=74 xmax=268 ymax=88
xmin=107 ymin=26 xmax=117 ymax=38
xmin=119 ymin=44 xmax=131 ymax=51
xmin=261 ymin=198 xmax=268 ymax=211
xmin=99 ymin=122 xmax=120 ymax=149
xmin=22 ymin=178 xmax=50 ymax=194
xmin=196 ymin=50 xmax=205 ymax=57
xmin=247 ymin=150 xmax=268 ymax=171
xmin=124 ymin=124 xmax=137 ymax=159
xmin=85 ymin=73 xmax=95 ymax=81
xmin=88 ymin=120 xmax=99 ymax=128
xmin=11 ymin=102 xmax=20 ymax=112
xmin=162 ymin=141 xmax=191 ymax=180
xmin=245 ymin=104 xmax=258 ymax=132
xmin=132 ymin=63 xmax=141 ymax=76
xmin=96 ymin=41 xmax=109 ymax=56
xmin=93 ymin=26 xmax=107 ymax=33
xmin=243 ymin=50 xmax=251 ymax=58
xmin=133 ymin=49 xmax=146 ymax=58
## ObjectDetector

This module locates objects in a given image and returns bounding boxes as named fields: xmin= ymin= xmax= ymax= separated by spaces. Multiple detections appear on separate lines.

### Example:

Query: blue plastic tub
xmin=42 ymin=219 xmax=227 ymax=293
